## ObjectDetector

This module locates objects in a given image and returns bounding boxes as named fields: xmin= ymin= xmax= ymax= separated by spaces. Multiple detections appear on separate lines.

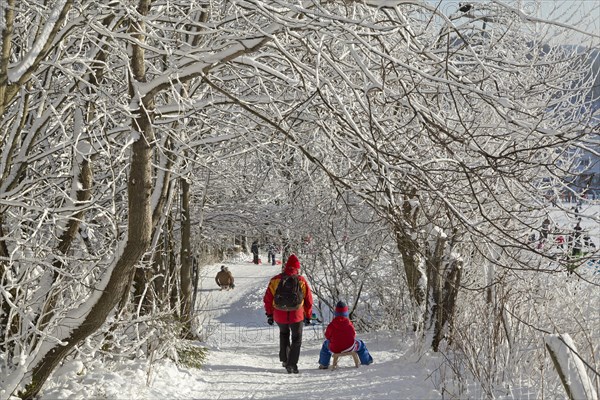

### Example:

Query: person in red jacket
xmin=318 ymin=301 xmax=373 ymax=369
xmin=264 ymin=254 xmax=313 ymax=374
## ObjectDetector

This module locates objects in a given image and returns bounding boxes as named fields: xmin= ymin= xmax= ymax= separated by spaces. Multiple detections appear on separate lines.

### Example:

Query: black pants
xmin=277 ymin=321 xmax=303 ymax=367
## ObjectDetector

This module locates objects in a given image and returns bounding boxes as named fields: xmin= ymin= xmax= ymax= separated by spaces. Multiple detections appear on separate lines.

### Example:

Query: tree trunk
xmin=180 ymin=178 xmax=193 ymax=337
xmin=432 ymin=259 xmax=462 ymax=352
xmin=153 ymin=233 xmax=168 ymax=304
xmin=395 ymin=231 xmax=426 ymax=310
xmin=168 ymin=214 xmax=178 ymax=310
xmin=426 ymin=233 xmax=447 ymax=331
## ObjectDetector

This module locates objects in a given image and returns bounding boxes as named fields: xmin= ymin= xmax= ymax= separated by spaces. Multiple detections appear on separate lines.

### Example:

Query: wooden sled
xmin=331 ymin=351 xmax=359 ymax=370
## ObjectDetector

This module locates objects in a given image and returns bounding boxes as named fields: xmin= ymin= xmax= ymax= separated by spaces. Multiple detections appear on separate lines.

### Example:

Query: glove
xmin=304 ymin=317 xmax=311 ymax=326
xmin=267 ymin=315 xmax=274 ymax=325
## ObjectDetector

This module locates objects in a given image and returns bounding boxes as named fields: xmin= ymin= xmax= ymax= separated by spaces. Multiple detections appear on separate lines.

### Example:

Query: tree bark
xmin=180 ymin=178 xmax=194 ymax=337
xmin=395 ymin=230 xmax=426 ymax=308
xmin=427 ymin=233 xmax=447 ymax=331
xmin=432 ymin=259 xmax=462 ymax=352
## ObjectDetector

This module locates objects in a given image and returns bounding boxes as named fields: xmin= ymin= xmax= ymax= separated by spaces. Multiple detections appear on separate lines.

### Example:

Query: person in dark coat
xmin=267 ymin=241 xmax=277 ymax=265
xmin=263 ymin=254 xmax=313 ymax=374
xmin=318 ymin=301 xmax=373 ymax=369
xmin=540 ymin=217 xmax=550 ymax=240
xmin=251 ymin=240 xmax=260 ymax=264
xmin=571 ymin=221 xmax=583 ymax=256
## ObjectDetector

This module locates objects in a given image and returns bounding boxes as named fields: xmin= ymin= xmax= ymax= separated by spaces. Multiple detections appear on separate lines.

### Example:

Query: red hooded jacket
xmin=325 ymin=316 xmax=356 ymax=353
xmin=264 ymin=254 xmax=313 ymax=324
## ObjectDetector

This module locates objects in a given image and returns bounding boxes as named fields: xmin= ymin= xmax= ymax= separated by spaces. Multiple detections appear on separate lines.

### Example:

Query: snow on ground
xmin=187 ymin=259 xmax=441 ymax=399
xmin=39 ymin=257 xmax=442 ymax=400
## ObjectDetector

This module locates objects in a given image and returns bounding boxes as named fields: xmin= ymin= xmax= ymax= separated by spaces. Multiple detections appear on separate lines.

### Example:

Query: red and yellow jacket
xmin=263 ymin=254 xmax=313 ymax=324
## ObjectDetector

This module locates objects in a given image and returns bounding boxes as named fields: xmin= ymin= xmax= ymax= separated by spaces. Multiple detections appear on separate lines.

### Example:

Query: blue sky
xmin=427 ymin=0 xmax=599 ymax=44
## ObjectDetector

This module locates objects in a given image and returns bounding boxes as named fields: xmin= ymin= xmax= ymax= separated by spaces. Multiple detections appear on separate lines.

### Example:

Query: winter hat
xmin=284 ymin=254 xmax=300 ymax=275
xmin=334 ymin=301 xmax=349 ymax=317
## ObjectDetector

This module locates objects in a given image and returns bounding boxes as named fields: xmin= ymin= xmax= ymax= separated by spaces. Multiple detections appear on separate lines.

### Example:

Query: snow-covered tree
xmin=0 ymin=0 xmax=598 ymax=398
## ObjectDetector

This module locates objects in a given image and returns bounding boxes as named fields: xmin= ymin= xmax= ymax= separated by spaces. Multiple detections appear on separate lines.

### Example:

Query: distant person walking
xmin=263 ymin=254 xmax=313 ymax=374
xmin=554 ymin=228 xmax=565 ymax=250
xmin=267 ymin=241 xmax=277 ymax=265
xmin=571 ymin=221 xmax=583 ymax=257
xmin=251 ymin=240 xmax=260 ymax=264
xmin=540 ymin=217 xmax=551 ymax=240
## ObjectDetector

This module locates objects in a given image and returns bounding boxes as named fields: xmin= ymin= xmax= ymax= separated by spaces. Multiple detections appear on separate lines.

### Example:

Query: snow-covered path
xmin=39 ymin=256 xmax=442 ymax=399
xmin=161 ymin=258 xmax=442 ymax=399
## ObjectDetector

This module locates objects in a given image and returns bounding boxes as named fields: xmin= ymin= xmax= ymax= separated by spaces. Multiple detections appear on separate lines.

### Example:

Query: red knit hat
xmin=284 ymin=254 xmax=300 ymax=275
xmin=335 ymin=301 xmax=349 ymax=317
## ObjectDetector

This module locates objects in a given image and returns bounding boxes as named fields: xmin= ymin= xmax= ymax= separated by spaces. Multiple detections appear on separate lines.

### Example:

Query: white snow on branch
xmin=7 ymin=0 xmax=68 ymax=83
xmin=545 ymin=333 xmax=598 ymax=400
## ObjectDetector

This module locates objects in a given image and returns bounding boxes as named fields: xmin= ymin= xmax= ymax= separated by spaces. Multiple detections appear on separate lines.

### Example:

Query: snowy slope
xmin=188 ymin=259 xmax=442 ymax=399
xmin=39 ymin=257 xmax=442 ymax=400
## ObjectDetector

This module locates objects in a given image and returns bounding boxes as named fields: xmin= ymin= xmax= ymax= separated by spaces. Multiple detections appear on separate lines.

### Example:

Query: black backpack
xmin=273 ymin=274 xmax=304 ymax=311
